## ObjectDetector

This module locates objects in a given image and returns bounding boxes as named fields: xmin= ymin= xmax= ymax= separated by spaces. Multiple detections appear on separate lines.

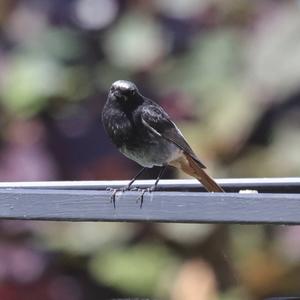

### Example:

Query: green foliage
xmin=89 ymin=243 xmax=178 ymax=296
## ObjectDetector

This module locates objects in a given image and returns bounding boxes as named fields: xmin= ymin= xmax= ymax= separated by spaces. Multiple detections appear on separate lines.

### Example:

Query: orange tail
xmin=169 ymin=154 xmax=224 ymax=192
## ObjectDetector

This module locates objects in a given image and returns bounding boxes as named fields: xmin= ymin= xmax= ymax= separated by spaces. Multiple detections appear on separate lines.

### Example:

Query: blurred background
xmin=0 ymin=0 xmax=300 ymax=299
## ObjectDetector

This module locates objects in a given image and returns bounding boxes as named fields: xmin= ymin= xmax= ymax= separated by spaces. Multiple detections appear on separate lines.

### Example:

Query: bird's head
xmin=109 ymin=80 xmax=140 ymax=103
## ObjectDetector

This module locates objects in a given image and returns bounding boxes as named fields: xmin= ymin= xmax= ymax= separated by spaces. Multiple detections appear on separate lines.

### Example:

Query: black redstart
xmin=102 ymin=80 xmax=224 ymax=206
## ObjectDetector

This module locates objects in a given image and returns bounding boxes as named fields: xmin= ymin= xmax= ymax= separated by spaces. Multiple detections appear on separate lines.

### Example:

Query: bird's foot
xmin=136 ymin=186 xmax=155 ymax=208
xmin=106 ymin=186 xmax=138 ymax=208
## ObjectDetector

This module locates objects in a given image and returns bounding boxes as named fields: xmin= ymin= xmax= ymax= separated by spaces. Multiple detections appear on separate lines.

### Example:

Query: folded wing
xmin=140 ymin=104 xmax=206 ymax=168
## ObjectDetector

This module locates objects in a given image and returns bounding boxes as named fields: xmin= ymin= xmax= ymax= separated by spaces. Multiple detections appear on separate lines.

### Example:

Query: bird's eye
xmin=130 ymin=89 xmax=136 ymax=95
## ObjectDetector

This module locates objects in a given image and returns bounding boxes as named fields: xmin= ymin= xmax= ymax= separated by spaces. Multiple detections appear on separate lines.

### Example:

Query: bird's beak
xmin=113 ymin=90 xmax=128 ymax=101
xmin=113 ymin=90 xmax=122 ymax=99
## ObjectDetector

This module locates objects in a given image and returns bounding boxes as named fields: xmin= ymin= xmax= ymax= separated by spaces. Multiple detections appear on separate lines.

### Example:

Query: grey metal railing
xmin=0 ymin=178 xmax=299 ymax=224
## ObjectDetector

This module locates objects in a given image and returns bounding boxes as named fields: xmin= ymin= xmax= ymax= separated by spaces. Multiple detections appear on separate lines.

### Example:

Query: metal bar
xmin=0 ymin=188 xmax=300 ymax=224
xmin=0 ymin=178 xmax=300 ymax=193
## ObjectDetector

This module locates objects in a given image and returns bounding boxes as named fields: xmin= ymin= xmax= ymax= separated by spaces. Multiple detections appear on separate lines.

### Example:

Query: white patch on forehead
xmin=112 ymin=80 xmax=133 ymax=90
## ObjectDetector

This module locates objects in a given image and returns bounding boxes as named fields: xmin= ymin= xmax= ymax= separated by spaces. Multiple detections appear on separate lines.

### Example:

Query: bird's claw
xmin=107 ymin=183 xmax=155 ymax=208
xmin=107 ymin=185 xmax=138 ymax=208
xmin=136 ymin=187 xmax=154 ymax=208
xmin=109 ymin=189 xmax=119 ymax=209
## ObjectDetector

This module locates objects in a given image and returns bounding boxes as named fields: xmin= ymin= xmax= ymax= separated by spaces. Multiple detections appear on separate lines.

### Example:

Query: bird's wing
xmin=140 ymin=104 xmax=206 ymax=168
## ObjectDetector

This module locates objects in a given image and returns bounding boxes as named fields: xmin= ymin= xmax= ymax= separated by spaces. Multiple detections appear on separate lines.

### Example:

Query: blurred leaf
xmin=230 ymin=225 xmax=266 ymax=263
xmin=247 ymin=5 xmax=300 ymax=98
xmin=89 ymin=243 xmax=178 ymax=296
xmin=0 ymin=55 xmax=66 ymax=115
xmin=34 ymin=222 xmax=136 ymax=255
xmin=96 ymin=61 xmax=132 ymax=90
xmin=219 ymin=287 xmax=251 ymax=300
xmin=159 ymin=223 xmax=215 ymax=244
xmin=24 ymin=28 xmax=85 ymax=61
xmin=154 ymin=29 xmax=244 ymax=104
xmin=104 ymin=10 xmax=168 ymax=70
xmin=229 ymin=126 xmax=300 ymax=177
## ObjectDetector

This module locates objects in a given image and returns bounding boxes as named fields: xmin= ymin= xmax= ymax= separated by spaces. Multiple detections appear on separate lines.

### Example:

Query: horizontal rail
xmin=0 ymin=177 xmax=300 ymax=193
xmin=0 ymin=178 xmax=299 ymax=224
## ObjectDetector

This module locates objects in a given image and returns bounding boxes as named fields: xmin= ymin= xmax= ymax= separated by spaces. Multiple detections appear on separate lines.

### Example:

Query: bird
xmin=102 ymin=80 xmax=224 ymax=207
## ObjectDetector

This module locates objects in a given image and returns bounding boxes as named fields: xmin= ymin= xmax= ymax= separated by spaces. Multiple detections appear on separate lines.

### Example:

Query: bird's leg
xmin=137 ymin=166 xmax=167 ymax=208
xmin=107 ymin=167 xmax=146 ymax=208
xmin=123 ymin=167 xmax=146 ymax=191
